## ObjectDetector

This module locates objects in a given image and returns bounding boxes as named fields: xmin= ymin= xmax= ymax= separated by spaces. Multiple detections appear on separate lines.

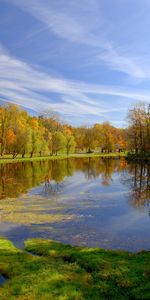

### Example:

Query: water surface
xmin=0 ymin=157 xmax=149 ymax=252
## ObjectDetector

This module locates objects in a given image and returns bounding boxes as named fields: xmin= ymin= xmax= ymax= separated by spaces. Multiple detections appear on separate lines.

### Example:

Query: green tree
xmin=52 ymin=131 xmax=66 ymax=155
xmin=65 ymin=135 xmax=75 ymax=156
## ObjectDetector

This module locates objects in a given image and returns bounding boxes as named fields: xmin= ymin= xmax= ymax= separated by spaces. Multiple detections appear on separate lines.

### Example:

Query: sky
xmin=0 ymin=0 xmax=150 ymax=127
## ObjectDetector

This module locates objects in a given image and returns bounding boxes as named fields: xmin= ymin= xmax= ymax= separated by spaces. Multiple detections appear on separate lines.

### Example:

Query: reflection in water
xmin=123 ymin=163 xmax=150 ymax=210
xmin=0 ymin=157 xmax=149 ymax=210
xmin=0 ymin=157 xmax=150 ymax=252
xmin=0 ymin=159 xmax=74 ymax=200
xmin=0 ymin=158 xmax=125 ymax=200
xmin=42 ymin=179 xmax=64 ymax=197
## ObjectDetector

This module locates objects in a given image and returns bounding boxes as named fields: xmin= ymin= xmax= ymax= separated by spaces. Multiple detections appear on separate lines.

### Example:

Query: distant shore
xmin=0 ymin=152 xmax=127 ymax=164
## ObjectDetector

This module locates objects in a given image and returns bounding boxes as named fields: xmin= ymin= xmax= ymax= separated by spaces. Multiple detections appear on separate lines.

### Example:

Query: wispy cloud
xmin=99 ymin=48 xmax=146 ymax=79
xmin=0 ymin=45 xmax=150 ymax=125
xmin=3 ymin=0 xmax=148 ymax=80
xmin=0 ymin=45 xmax=117 ymax=118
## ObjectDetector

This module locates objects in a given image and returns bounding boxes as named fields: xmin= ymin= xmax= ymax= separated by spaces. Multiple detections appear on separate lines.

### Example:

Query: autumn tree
xmin=93 ymin=124 xmax=103 ymax=151
xmin=52 ymin=131 xmax=66 ymax=155
xmin=116 ymin=128 xmax=127 ymax=152
xmin=82 ymin=126 xmax=97 ymax=153
xmin=127 ymin=103 xmax=150 ymax=154
xmin=39 ymin=113 xmax=62 ymax=132
xmin=5 ymin=128 xmax=16 ymax=154
xmin=100 ymin=122 xmax=115 ymax=153
xmin=63 ymin=126 xmax=76 ymax=156
xmin=73 ymin=127 xmax=86 ymax=153
xmin=10 ymin=126 xmax=32 ymax=159
xmin=0 ymin=104 xmax=15 ymax=156
xmin=0 ymin=102 xmax=129 ymax=158
xmin=43 ymin=129 xmax=52 ymax=155
xmin=0 ymin=104 xmax=30 ymax=158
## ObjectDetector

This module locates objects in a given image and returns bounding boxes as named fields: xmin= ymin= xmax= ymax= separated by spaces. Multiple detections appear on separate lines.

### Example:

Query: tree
xmin=0 ymin=104 xmax=18 ymax=156
xmin=0 ymin=102 xmax=135 ymax=159
xmin=39 ymin=113 xmax=62 ymax=132
xmin=63 ymin=126 xmax=76 ymax=156
xmin=52 ymin=132 xmax=66 ymax=155
xmin=65 ymin=135 xmax=75 ymax=156
xmin=116 ymin=128 xmax=127 ymax=152
xmin=5 ymin=128 xmax=16 ymax=154
xmin=73 ymin=127 xmax=86 ymax=153
xmin=1 ymin=104 xmax=30 ymax=158
xmin=19 ymin=127 xmax=32 ymax=158
xmin=0 ymin=106 xmax=8 ymax=156
xmin=30 ymin=130 xmax=41 ymax=158
xmin=82 ymin=127 xmax=97 ymax=153
xmin=127 ymin=103 xmax=149 ymax=154
xmin=93 ymin=124 xmax=103 ymax=151
xmin=101 ymin=122 xmax=115 ymax=153
xmin=43 ymin=129 xmax=52 ymax=155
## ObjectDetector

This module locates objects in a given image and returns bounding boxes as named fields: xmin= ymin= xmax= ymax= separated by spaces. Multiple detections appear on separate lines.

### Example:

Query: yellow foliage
xmin=6 ymin=129 xmax=16 ymax=145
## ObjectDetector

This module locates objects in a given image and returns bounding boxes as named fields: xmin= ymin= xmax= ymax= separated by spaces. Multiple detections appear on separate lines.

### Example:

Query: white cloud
xmin=0 ymin=45 xmax=150 ymax=125
xmin=3 ymin=0 xmax=148 ymax=79
xmin=99 ymin=48 xmax=146 ymax=79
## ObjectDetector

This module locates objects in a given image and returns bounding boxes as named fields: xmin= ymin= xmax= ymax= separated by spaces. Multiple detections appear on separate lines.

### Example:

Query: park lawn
xmin=0 ymin=238 xmax=150 ymax=300
xmin=0 ymin=152 xmax=127 ymax=164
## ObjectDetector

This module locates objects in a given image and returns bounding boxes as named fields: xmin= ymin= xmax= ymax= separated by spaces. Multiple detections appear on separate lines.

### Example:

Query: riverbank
xmin=0 ymin=152 xmax=127 ymax=164
xmin=0 ymin=238 xmax=149 ymax=299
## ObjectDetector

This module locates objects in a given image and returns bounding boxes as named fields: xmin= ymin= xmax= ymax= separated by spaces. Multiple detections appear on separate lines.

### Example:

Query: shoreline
xmin=0 ymin=237 xmax=149 ymax=299
xmin=0 ymin=152 xmax=127 ymax=164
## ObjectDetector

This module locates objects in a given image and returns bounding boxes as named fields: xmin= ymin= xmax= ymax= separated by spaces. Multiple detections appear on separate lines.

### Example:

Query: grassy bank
xmin=0 ymin=152 xmax=127 ymax=164
xmin=0 ymin=238 xmax=149 ymax=300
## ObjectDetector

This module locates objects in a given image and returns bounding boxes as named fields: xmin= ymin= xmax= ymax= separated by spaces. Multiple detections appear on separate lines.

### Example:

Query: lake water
xmin=0 ymin=157 xmax=149 ymax=252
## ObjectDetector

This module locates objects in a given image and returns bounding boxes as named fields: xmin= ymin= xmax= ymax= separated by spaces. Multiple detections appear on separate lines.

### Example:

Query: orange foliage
xmin=6 ymin=129 xmax=16 ymax=145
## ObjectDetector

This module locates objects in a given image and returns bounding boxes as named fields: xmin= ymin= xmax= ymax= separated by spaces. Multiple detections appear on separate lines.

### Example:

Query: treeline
xmin=127 ymin=104 xmax=150 ymax=155
xmin=0 ymin=103 xmax=149 ymax=158
xmin=0 ymin=104 xmax=75 ymax=158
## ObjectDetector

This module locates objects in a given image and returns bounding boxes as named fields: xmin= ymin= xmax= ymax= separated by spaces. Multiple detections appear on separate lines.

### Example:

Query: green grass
xmin=0 ymin=152 xmax=127 ymax=164
xmin=0 ymin=238 xmax=150 ymax=299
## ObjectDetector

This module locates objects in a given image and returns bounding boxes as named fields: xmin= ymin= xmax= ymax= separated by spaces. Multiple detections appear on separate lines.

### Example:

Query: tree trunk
xmin=12 ymin=151 xmax=17 ymax=159
xmin=1 ymin=151 xmax=4 ymax=157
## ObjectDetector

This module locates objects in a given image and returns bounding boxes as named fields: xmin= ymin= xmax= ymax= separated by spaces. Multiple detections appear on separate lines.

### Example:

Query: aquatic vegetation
xmin=0 ymin=196 xmax=75 ymax=225
xmin=0 ymin=238 xmax=150 ymax=299
xmin=0 ymin=157 xmax=150 ymax=252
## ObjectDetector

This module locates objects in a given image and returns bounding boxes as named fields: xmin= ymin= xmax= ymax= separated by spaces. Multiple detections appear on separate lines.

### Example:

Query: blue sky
xmin=0 ymin=0 xmax=150 ymax=127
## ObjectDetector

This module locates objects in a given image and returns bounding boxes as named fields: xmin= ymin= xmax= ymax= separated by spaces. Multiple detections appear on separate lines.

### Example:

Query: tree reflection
xmin=42 ymin=180 xmax=64 ymax=196
xmin=123 ymin=163 xmax=150 ymax=209
xmin=74 ymin=157 xmax=123 ymax=185
xmin=0 ymin=158 xmax=127 ymax=200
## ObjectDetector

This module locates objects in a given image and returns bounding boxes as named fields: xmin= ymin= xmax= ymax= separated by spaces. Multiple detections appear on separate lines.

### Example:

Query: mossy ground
xmin=0 ymin=238 xmax=150 ymax=299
